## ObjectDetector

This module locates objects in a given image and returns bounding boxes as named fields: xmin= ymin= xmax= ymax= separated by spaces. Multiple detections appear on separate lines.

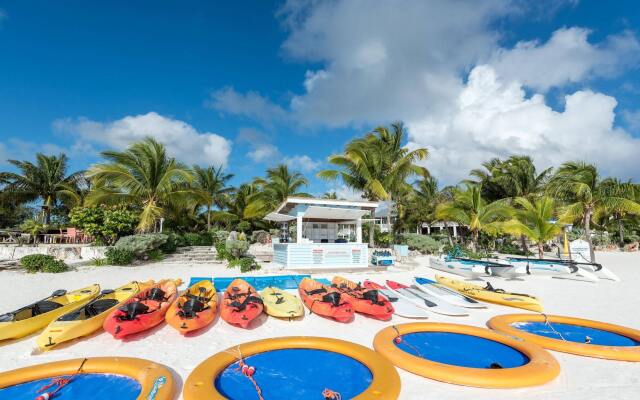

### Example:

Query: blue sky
xmin=1 ymin=0 xmax=639 ymax=197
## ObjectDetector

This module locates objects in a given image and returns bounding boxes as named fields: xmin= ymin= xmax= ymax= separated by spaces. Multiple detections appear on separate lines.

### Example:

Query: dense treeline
xmin=2 ymin=123 xmax=640 ymax=262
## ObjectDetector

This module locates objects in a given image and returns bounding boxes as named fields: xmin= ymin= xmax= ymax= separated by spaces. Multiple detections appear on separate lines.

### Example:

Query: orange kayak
xmin=166 ymin=280 xmax=218 ymax=334
xmin=220 ymin=279 xmax=263 ymax=328
xmin=332 ymin=276 xmax=394 ymax=321
xmin=104 ymin=279 xmax=181 ymax=339
xmin=298 ymin=278 xmax=354 ymax=323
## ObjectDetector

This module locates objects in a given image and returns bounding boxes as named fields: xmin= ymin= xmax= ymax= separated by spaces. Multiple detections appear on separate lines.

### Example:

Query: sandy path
xmin=1 ymin=251 xmax=639 ymax=399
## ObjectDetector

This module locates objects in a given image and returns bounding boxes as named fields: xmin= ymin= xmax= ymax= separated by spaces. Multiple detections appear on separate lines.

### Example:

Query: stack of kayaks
xmin=386 ymin=280 xmax=468 ymax=316
xmin=260 ymin=286 xmax=304 ymax=319
xmin=166 ymin=280 xmax=218 ymax=334
xmin=0 ymin=284 xmax=100 ymax=341
xmin=363 ymin=280 xmax=430 ymax=319
xmin=298 ymin=277 xmax=354 ymax=322
xmin=435 ymin=274 xmax=543 ymax=312
xmin=37 ymin=281 xmax=151 ymax=350
xmin=332 ymin=276 xmax=394 ymax=320
xmin=104 ymin=279 xmax=181 ymax=339
xmin=220 ymin=278 xmax=264 ymax=328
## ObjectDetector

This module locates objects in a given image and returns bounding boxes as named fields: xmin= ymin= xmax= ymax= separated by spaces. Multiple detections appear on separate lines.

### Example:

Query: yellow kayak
xmin=260 ymin=287 xmax=304 ymax=319
xmin=36 ymin=280 xmax=153 ymax=350
xmin=0 ymin=284 xmax=100 ymax=341
xmin=435 ymin=275 xmax=543 ymax=312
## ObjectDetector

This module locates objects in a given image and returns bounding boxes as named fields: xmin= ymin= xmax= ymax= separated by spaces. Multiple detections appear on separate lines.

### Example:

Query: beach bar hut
xmin=264 ymin=197 xmax=379 ymax=270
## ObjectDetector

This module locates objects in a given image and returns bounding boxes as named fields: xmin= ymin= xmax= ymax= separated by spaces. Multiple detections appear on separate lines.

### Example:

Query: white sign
xmin=570 ymin=239 xmax=590 ymax=261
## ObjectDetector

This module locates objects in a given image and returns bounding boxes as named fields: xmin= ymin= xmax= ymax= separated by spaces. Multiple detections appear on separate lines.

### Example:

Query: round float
xmin=0 ymin=357 xmax=174 ymax=400
xmin=183 ymin=336 xmax=401 ymax=400
xmin=373 ymin=322 xmax=560 ymax=388
xmin=488 ymin=314 xmax=640 ymax=361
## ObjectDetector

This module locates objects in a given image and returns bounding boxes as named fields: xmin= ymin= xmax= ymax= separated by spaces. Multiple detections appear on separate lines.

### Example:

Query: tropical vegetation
xmin=2 ymin=123 xmax=639 ymax=263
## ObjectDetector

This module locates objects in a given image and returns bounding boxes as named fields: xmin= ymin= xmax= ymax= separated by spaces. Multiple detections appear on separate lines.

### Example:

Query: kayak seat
xmin=321 ymin=292 xmax=342 ymax=306
xmin=146 ymin=288 xmax=167 ymax=302
xmin=32 ymin=301 xmax=63 ymax=316
xmin=118 ymin=302 xmax=150 ymax=321
xmin=86 ymin=299 xmax=119 ymax=317
xmin=178 ymin=298 xmax=206 ymax=319
xmin=306 ymin=288 xmax=327 ymax=296
xmin=362 ymin=289 xmax=384 ymax=305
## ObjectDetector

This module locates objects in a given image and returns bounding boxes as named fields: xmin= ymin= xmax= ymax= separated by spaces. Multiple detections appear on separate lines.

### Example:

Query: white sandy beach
xmin=1 ymin=251 xmax=639 ymax=400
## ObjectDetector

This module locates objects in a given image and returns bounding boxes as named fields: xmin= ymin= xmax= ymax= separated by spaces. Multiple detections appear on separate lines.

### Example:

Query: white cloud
xmin=248 ymin=143 xmax=280 ymax=163
xmin=283 ymin=154 xmax=321 ymax=172
xmin=207 ymin=87 xmax=288 ymax=125
xmin=490 ymin=28 xmax=640 ymax=91
xmin=406 ymin=65 xmax=640 ymax=183
xmin=54 ymin=112 xmax=232 ymax=167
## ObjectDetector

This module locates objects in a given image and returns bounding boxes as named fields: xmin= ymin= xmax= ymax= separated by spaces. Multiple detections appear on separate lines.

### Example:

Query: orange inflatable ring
xmin=0 ymin=357 xmax=175 ymax=400
xmin=373 ymin=322 xmax=560 ymax=388
xmin=183 ymin=336 xmax=401 ymax=399
xmin=487 ymin=314 xmax=640 ymax=361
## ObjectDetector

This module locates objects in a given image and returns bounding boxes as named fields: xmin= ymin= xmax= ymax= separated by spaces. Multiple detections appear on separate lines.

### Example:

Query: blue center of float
xmin=0 ymin=373 xmax=141 ymax=399
xmin=394 ymin=332 xmax=529 ymax=368
xmin=214 ymin=348 xmax=373 ymax=399
xmin=513 ymin=322 xmax=640 ymax=346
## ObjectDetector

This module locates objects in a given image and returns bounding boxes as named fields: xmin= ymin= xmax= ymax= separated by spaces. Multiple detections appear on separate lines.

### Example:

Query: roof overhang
xmin=263 ymin=212 xmax=297 ymax=222
xmin=303 ymin=206 xmax=369 ymax=220
xmin=273 ymin=196 xmax=378 ymax=215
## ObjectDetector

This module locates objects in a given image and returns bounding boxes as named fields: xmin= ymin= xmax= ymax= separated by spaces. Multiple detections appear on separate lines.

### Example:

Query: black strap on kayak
xmin=117 ymin=301 xmax=149 ymax=321
xmin=306 ymin=288 xmax=327 ymax=296
xmin=483 ymin=282 xmax=533 ymax=298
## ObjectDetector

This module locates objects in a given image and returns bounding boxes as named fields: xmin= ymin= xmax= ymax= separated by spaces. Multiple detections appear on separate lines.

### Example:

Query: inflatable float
xmin=0 ymin=357 xmax=175 ymax=400
xmin=183 ymin=336 xmax=400 ymax=400
xmin=487 ymin=314 xmax=640 ymax=361
xmin=373 ymin=322 xmax=560 ymax=388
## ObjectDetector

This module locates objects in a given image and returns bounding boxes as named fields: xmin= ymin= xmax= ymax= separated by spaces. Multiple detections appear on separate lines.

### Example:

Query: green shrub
xmin=159 ymin=232 xmax=180 ymax=253
xmin=182 ymin=232 xmax=213 ymax=246
xmin=251 ymin=230 xmax=270 ymax=244
xmin=375 ymin=231 xmax=394 ymax=247
xmin=20 ymin=254 xmax=68 ymax=273
xmin=214 ymin=241 xmax=230 ymax=260
xmin=92 ymin=258 xmax=109 ymax=266
xmin=592 ymin=232 xmax=612 ymax=246
xmin=105 ymin=248 xmax=135 ymax=265
xmin=226 ymin=238 xmax=249 ymax=258
xmin=236 ymin=221 xmax=251 ymax=232
xmin=69 ymin=205 xmax=138 ymax=245
xmin=228 ymin=257 xmax=261 ymax=273
xmin=146 ymin=249 xmax=165 ymax=262
xmin=213 ymin=230 xmax=229 ymax=243
xmin=115 ymin=233 xmax=168 ymax=256
xmin=269 ymin=229 xmax=280 ymax=237
xmin=400 ymin=233 xmax=440 ymax=254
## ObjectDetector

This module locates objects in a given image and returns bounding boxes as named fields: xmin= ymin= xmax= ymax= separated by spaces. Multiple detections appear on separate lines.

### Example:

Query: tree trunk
xmin=444 ymin=221 xmax=453 ymax=246
xmin=471 ymin=229 xmax=478 ymax=253
xmin=386 ymin=200 xmax=392 ymax=234
xmin=584 ymin=207 xmax=596 ymax=263
xmin=537 ymin=242 xmax=544 ymax=259
xmin=618 ymin=218 xmax=624 ymax=247
xmin=369 ymin=219 xmax=375 ymax=248
xmin=520 ymin=234 xmax=528 ymax=254
xmin=206 ymin=204 xmax=211 ymax=231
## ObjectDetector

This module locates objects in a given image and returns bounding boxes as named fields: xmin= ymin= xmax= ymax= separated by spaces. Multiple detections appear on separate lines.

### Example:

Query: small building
xmin=264 ymin=197 xmax=378 ymax=270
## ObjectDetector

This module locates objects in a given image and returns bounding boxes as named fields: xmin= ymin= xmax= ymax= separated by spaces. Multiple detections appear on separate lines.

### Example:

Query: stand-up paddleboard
xmin=385 ymin=280 xmax=468 ymax=316
xmin=429 ymin=256 xmax=487 ymax=280
xmin=363 ymin=281 xmax=429 ymax=319
xmin=413 ymin=277 xmax=486 ymax=309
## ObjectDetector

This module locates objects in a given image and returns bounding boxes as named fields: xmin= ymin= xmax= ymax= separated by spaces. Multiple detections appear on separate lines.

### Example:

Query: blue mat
xmin=513 ymin=322 xmax=640 ymax=346
xmin=215 ymin=348 xmax=372 ymax=399
xmin=0 ymin=374 xmax=141 ymax=400
xmin=395 ymin=332 xmax=529 ymax=369
xmin=189 ymin=275 xmax=331 ymax=290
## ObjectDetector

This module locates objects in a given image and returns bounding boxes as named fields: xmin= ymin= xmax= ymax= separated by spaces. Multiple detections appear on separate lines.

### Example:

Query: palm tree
xmin=192 ymin=165 xmax=234 ymax=230
xmin=245 ymin=164 xmax=310 ymax=219
xmin=435 ymin=183 xmax=510 ymax=252
xmin=548 ymin=162 xmax=640 ymax=262
xmin=502 ymin=196 xmax=566 ymax=258
xmin=0 ymin=153 xmax=83 ymax=224
xmin=594 ymin=178 xmax=640 ymax=246
xmin=85 ymin=138 xmax=194 ymax=232
xmin=318 ymin=122 xmax=429 ymax=244
xmin=322 ymin=191 xmax=338 ymax=199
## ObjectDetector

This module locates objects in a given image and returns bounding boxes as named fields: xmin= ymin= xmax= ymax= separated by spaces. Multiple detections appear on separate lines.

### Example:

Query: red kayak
xmin=220 ymin=279 xmax=263 ymax=328
xmin=332 ymin=276 xmax=394 ymax=320
xmin=298 ymin=278 xmax=354 ymax=323
xmin=104 ymin=279 xmax=180 ymax=339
